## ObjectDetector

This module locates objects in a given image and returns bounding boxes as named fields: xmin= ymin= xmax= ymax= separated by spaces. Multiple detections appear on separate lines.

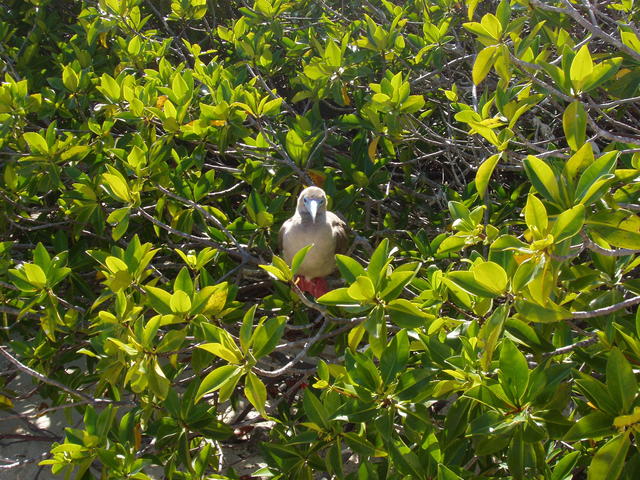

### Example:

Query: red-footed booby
xmin=279 ymin=186 xmax=348 ymax=297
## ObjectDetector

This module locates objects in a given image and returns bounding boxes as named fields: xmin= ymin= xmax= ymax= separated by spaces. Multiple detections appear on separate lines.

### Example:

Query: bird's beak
xmin=308 ymin=199 xmax=319 ymax=223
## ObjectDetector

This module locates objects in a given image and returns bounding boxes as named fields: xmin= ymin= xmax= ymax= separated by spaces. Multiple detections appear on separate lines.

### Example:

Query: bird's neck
xmin=299 ymin=210 xmax=326 ymax=223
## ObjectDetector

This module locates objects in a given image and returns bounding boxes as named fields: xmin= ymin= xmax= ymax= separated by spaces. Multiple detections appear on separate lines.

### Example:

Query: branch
xmin=572 ymin=296 xmax=640 ymax=319
xmin=542 ymin=333 xmax=599 ymax=358
xmin=154 ymin=183 xmax=257 ymax=264
xmin=582 ymin=232 xmax=640 ymax=257
xmin=0 ymin=345 xmax=117 ymax=405
xmin=136 ymin=207 xmax=259 ymax=264
xmin=253 ymin=318 xmax=329 ymax=377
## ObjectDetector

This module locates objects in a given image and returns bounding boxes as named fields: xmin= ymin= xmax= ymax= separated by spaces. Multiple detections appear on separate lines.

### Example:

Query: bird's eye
xmin=319 ymin=199 xmax=324 ymax=204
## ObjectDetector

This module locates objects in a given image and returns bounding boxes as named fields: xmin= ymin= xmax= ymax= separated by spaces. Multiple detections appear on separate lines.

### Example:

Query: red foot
xmin=294 ymin=275 xmax=329 ymax=298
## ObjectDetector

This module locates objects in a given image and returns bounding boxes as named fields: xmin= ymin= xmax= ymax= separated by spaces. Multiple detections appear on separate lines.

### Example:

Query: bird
xmin=279 ymin=186 xmax=349 ymax=297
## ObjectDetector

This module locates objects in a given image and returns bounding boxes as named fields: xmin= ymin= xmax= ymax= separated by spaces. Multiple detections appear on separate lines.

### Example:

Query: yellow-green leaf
xmin=563 ymin=101 xmax=587 ymax=151
xmin=570 ymin=45 xmax=594 ymax=92
xmin=22 ymin=263 xmax=47 ymax=289
xmin=245 ymin=371 xmax=267 ymax=416
xmin=523 ymin=155 xmax=561 ymax=204
xmin=476 ymin=153 xmax=501 ymax=197
xmin=472 ymin=46 xmax=497 ymax=85
xmin=198 ymin=342 xmax=243 ymax=364
xmin=170 ymin=290 xmax=192 ymax=314
xmin=524 ymin=194 xmax=548 ymax=238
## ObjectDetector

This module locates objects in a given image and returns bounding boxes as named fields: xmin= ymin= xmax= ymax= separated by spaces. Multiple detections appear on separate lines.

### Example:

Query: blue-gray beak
xmin=308 ymin=199 xmax=320 ymax=222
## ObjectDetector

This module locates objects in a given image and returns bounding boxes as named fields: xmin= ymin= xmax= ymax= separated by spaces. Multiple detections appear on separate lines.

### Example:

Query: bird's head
xmin=297 ymin=186 xmax=327 ymax=223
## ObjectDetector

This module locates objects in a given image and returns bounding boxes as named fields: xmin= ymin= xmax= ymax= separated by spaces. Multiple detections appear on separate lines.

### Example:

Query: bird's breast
xmin=282 ymin=222 xmax=337 ymax=279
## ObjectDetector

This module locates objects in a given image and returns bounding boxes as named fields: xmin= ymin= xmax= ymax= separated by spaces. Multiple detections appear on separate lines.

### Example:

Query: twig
xmin=541 ymin=333 xmax=599 ymax=358
xmin=582 ymin=232 xmax=640 ymax=257
xmin=572 ymin=296 xmax=640 ymax=319
xmin=154 ymin=183 xmax=256 ymax=264
xmin=136 ymin=207 xmax=259 ymax=264
xmin=253 ymin=318 xmax=329 ymax=377
xmin=0 ymin=345 xmax=115 ymax=405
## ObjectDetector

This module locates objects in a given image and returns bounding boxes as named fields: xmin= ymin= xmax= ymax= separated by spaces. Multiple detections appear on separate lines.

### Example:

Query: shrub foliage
xmin=2 ymin=0 xmax=640 ymax=478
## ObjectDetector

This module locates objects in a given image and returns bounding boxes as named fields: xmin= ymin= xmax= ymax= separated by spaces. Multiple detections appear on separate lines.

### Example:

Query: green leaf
xmin=98 ymin=73 xmax=121 ymax=102
xmin=324 ymin=40 xmax=342 ymax=67
xmin=259 ymin=264 xmax=290 ymax=282
xmin=157 ymin=329 xmax=187 ymax=353
xmin=499 ymin=339 xmax=529 ymax=405
xmin=587 ymin=432 xmax=630 ymax=480
xmin=261 ymin=97 xmax=282 ymax=116
xmin=551 ymin=204 xmax=585 ymax=243
xmin=445 ymin=271 xmax=500 ymax=298
xmin=523 ymin=155 xmax=561 ymax=205
xmin=142 ymin=315 xmax=161 ymax=348
xmin=22 ymin=263 xmax=47 ymax=289
xmin=570 ymin=45 xmax=593 ymax=92
xmin=551 ymin=451 xmax=580 ymax=480
xmin=252 ymin=316 xmax=286 ymax=359
xmin=62 ymin=65 xmax=79 ymax=91
xmin=575 ymin=373 xmax=618 ymax=416
xmin=102 ymin=173 xmax=132 ymax=203
xmin=174 ymin=267 xmax=193 ymax=298
xmin=195 ymin=365 xmax=243 ymax=402
xmin=507 ymin=426 xmax=525 ymax=480
xmin=23 ymin=132 xmax=49 ymax=155
xmin=291 ymin=244 xmax=313 ymax=276
xmin=148 ymin=358 xmax=170 ymax=399
xmin=303 ymin=389 xmax=329 ymax=429
xmin=367 ymin=238 xmax=390 ymax=288
xmin=239 ymin=305 xmax=257 ymax=353
xmin=565 ymin=142 xmax=595 ymax=183
xmin=387 ymin=298 xmax=433 ymax=328
xmin=380 ymin=330 xmax=409 ymax=384
xmin=316 ymin=287 xmax=360 ymax=306
xmin=524 ymin=194 xmax=548 ymax=238
xmin=380 ymin=269 xmax=417 ymax=301
xmin=347 ymin=275 xmax=376 ymax=302
xmin=198 ymin=342 xmax=243 ymax=364
xmin=171 ymin=73 xmax=189 ymax=103
xmin=472 ymin=46 xmax=497 ymax=85
xmin=245 ymin=371 xmax=267 ymax=416
xmin=246 ymin=191 xmax=273 ymax=228
xmin=515 ymin=299 xmax=571 ymax=322
xmin=607 ymin=347 xmax=637 ymax=413
xmin=476 ymin=153 xmax=500 ymax=197
xmin=437 ymin=235 xmax=467 ymax=254
xmin=191 ymin=283 xmax=228 ymax=316
xmin=588 ymin=224 xmax=640 ymax=249
xmin=563 ymin=101 xmax=587 ymax=151
xmin=583 ymin=58 xmax=622 ymax=92
xmin=170 ymin=290 xmax=192 ymax=314
xmin=479 ymin=305 xmax=508 ymax=371
xmin=575 ymin=151 xmax=617 ymax=204
xmin=335 ymin=255 xmax=365 ymax=283
xmin=564 ymin=410 xmax=614 ymax=441
xmin=438 ymin=464 xmax=463 ymax=480
xmin=346 ymin=350 xmax=382 ymax=391
xmin=472 ymin=261 xmax=508 ymax=295
xmin=106 ymin=337 xmax=138 ymax=356
xmin=400 ymin=95 xmax=425 ymax=113
xmin=145 ymin=286 xmax=173 ymax=315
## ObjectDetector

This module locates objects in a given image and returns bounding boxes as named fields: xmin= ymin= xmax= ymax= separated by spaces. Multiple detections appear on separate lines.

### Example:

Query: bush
xmin=1 ymin=0 xmax=640 ymax=478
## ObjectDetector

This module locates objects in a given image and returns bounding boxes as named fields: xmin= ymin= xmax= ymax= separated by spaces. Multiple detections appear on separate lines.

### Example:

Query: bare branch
xmin=572 ymin=296 xmax=640 ymax=319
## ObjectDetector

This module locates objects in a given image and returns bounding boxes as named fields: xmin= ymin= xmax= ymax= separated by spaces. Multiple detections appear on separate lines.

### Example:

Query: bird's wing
xmin=278 ymin=218 xmax=290 ymax=253
xmin=329 ymin=213 xmax=349 ymax=254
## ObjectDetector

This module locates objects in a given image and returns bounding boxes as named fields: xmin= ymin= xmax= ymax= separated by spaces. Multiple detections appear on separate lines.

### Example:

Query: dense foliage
xmin=2 ymin=0 xmax=640 ymax=478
